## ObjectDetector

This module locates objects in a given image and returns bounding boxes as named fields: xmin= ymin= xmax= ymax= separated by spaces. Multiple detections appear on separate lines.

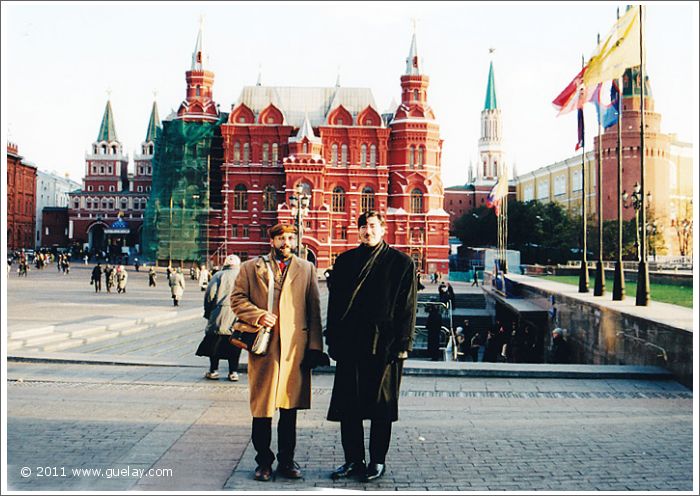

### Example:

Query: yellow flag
xmin=583 ymin=7 xmax=642 ymax=87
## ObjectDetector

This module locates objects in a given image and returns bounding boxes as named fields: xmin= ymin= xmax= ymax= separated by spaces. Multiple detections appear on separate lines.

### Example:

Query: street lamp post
xmin=289 ymin=185 xmax=311 ymax=259
xmin=622 ymin=183 xmax=651 ymax=265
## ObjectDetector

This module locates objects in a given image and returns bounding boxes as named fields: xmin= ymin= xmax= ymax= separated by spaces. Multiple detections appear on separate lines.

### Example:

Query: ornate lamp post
xmin=289 ymin=185 xmax=311 ymax=259
xmin=622 ymin=182 xmax=651 ymax=264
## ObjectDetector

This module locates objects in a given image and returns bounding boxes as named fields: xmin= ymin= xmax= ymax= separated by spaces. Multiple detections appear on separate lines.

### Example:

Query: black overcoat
xmin=325 ymin=242 xmax=417 ymax=422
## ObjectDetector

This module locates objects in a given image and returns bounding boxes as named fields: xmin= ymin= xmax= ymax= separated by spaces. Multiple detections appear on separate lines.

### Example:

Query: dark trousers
xmin=252 ymin=408 xmax=297 ymax=468
xmin=209 ymin=356 xmax=239 ymax=374
xmin=340 ymin=418 xmax=392 ymax=465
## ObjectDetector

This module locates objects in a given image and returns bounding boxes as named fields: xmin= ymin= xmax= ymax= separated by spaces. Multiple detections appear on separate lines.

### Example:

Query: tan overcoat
xmin=230 ymin=254 xmax=323 ymax=418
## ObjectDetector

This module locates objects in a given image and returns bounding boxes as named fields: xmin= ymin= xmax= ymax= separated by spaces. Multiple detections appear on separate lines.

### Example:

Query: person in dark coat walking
xmin=325 ymin=211 xmax=417 ymax=482
xmin=91 ymin=263 xmax=103 ymax=292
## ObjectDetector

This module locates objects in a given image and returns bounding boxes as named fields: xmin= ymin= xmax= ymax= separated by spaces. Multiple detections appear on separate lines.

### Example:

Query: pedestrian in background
xmin=230 ymin=223 xmax=325 ymax=482
xmin=104 ymin=264 xmax=115 ymax=293
xmin=116 ymin=265 xmax=128 ymax=293
xmin=550 ymin=328 xmax=571 ymax=364
xmin=198 ymin=264 xmax=210 ymax=292
xmin=91 ymin=263 xmax=102 ymax=292
xmin=471 ymin=268 xmax=479 ymax=287
xmin=196 ymin=254 xmax=243 ymax=382
xmin=169 ymin=267 xmax=186 ymax=306
xmin=148 ymin=266 xmax=157 ymax=287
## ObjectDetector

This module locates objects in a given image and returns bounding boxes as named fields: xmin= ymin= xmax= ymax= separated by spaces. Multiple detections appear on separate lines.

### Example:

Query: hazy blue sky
xmin=2 ymin=1 xmax=697 ymax=188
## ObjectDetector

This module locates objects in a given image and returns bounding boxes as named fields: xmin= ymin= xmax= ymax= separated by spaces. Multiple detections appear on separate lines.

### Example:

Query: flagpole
xmin=578 ymin=54 xmax=589 ymax=293
xmin=635 ymin=4 xmax=650 ymax=306
xmin=594 ymin=33 xmax=605 ymax=297
xmin=612 ymin=73 xmax=625 ymax=301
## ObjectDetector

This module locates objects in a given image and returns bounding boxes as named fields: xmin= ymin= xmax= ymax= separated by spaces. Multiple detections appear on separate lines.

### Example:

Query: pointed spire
xmin=191 ymin=16 xmax=206 ymax=70
xmin=256 ymin=64 xmax=262 ymax=86
xmin=145 ymin=100 xmax=161 ymax=142
xmin=97 ymin=100 xmax=118 ymax=142
xmin=405 ymin=20 xmax=422 ymax=75
xmin=484 ymin=60 xmax=498 ymax=110
xmin=335 ymin=65 xmax=341 ymax=87
xmin=292 ymin=113 xmax=321 ymax=144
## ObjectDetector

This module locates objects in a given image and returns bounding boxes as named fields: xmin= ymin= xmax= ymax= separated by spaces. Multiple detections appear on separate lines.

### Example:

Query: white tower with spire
xmin=477 ymin=52 xmax=506 ymax=185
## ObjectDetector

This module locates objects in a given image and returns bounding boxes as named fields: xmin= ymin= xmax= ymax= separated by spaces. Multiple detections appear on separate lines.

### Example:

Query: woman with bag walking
xmin=169 ymin=267 xmax=186 ymax=306
xmin=196 ymin=255 xmax=243 ymax=381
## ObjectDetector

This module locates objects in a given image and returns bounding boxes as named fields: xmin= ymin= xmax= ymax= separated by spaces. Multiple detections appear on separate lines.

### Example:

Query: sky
xmin=2 ymin=1 xmax=698 ymax=188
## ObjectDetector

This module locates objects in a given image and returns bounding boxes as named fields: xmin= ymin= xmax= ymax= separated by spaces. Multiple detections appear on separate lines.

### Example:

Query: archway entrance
xmin=88 ymin=224 xmax=107 ymax=253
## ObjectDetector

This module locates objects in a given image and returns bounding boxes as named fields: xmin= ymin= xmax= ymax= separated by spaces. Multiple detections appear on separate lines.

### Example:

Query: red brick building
xmin=67 ymin=101 xmax=159 ymax=258
xmin=203 ymin=29 xmax=450 ymax=272
xmin=41 ymin=207 xmax=70 ymax=248
xmin=7 ymin=142 xmax=38 ymax=251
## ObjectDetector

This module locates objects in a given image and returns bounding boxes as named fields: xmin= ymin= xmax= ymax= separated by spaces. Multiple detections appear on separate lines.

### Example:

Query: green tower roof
xmin=145 ymin=101 xmax=161 ymax=142
xmin=96 ymin=100 xmax=118 ymax=142
xmin=484 ymin=61 xmax=498 ymax=110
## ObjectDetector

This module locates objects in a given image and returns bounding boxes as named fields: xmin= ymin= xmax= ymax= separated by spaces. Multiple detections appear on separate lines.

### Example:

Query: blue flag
xmin=602 ymin=80 xmax=620 ymax=129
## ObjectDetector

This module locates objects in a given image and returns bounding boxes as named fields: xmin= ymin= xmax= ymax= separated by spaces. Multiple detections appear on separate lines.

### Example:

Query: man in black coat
xmin=325 ymin=211 xmax=417 ymax=482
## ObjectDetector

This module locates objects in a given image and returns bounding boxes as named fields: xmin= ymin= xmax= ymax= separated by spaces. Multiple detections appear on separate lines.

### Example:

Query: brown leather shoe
xmin=254 ymin=465 xmax=272 ymax=482
xmin=276 ymin=460 xmax=303 ymax=479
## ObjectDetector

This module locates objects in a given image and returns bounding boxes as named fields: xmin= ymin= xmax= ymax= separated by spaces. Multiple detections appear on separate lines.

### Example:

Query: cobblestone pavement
xmin=6 ymin=361 xmax=694 ymax=492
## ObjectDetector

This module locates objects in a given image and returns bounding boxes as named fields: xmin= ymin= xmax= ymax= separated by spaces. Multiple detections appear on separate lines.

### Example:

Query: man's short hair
xmin=358 ymin=210 xmax=386 ymax=228
xmin=268 ymin=223 xmax=297 ymax=239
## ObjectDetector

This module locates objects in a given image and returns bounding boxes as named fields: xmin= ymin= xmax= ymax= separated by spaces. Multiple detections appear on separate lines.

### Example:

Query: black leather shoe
xmin=363 ymin=463 xmax=385 ymax=481
xmin=330 ymin=460 xmax=366 ymax=480
xmin=254 ymin=465 xmax=272 ymax=482
xmin=277 ymin=460 xmax=303 ymax=479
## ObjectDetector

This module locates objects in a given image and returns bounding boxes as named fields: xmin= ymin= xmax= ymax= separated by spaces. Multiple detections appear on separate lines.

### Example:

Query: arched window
xmin=243 ymin=143 xmax=250 ymax=164
xmin=196 ymin=86 xmax=201 ymax=96
xmin=233 ymin=142 xmax=241 ymax=164
xmin=413 ymin=89 xmax=419 ymax=101
xmin=233 ymin=184 xmax=248 ymax=211
xmin=263 ymin=186 xmax=277 ymax=211
xmin=302 ymin=142 xmax=308 ymax=154
xmin=262 ymin=143 xmax=269 ymax=165
xmin=272 ymin=143 xmax=279 ymax=164
xmin=360 ymin=144 xmax=367 ymax=166
xmin=418 ymin=146 xmax=425 ymax=167
xmin=361 ymin=186 xmax=375 ymax=212
xmin=370 ymin=144 xmax=377 ymax=166
xmin=331 ymin=144 xmax=338 ymax=165
xmin=410 ymin=188 xmax=423 ymax=213
xmin=408 ymin=146 xmax=415 ymax=167
xmin=332 ymin=186 xmax=345 ymax=212
xmin=341 ymin=144 xmax=348 ymax=166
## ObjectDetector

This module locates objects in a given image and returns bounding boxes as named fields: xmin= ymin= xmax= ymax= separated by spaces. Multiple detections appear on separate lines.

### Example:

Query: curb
xmin=6 ymin=354 xmax=674 ymax=381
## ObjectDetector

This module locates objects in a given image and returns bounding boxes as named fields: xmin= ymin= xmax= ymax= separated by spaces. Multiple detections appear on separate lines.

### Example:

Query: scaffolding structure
xmin=142 ymin=116 xmax=226 ymax=267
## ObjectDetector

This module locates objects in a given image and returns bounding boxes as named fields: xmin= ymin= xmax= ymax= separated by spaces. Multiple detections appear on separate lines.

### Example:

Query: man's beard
xmin=274 ymin=246 xmax=292 ymax=259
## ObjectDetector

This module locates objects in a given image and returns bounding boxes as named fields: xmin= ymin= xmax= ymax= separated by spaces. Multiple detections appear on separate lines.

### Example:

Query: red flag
xmin=553 ymin=66 xmax=595 ymax=116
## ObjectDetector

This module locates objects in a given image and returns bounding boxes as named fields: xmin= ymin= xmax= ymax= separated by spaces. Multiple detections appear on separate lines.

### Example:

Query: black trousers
xmin=340 ymin=418 xmax=392 ymax=465
xmin=252 ymin=408 xmax=297 ymax=468
xmin=209 ymin=356 xmax=239 ymax=374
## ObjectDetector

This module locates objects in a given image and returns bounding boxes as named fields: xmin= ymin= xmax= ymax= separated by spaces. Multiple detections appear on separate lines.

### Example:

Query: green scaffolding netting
xmin=142 ymin=115 xmax=226 ymax=266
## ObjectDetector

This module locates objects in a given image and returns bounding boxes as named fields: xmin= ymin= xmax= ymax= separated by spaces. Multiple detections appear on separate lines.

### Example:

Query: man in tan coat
xmin=230 ymin=223 xmax=326 ymax=482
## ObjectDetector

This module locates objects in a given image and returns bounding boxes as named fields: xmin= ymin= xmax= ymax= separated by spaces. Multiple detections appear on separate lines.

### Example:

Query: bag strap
xmin=261 ymin=256 xmax=275 ymax=313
